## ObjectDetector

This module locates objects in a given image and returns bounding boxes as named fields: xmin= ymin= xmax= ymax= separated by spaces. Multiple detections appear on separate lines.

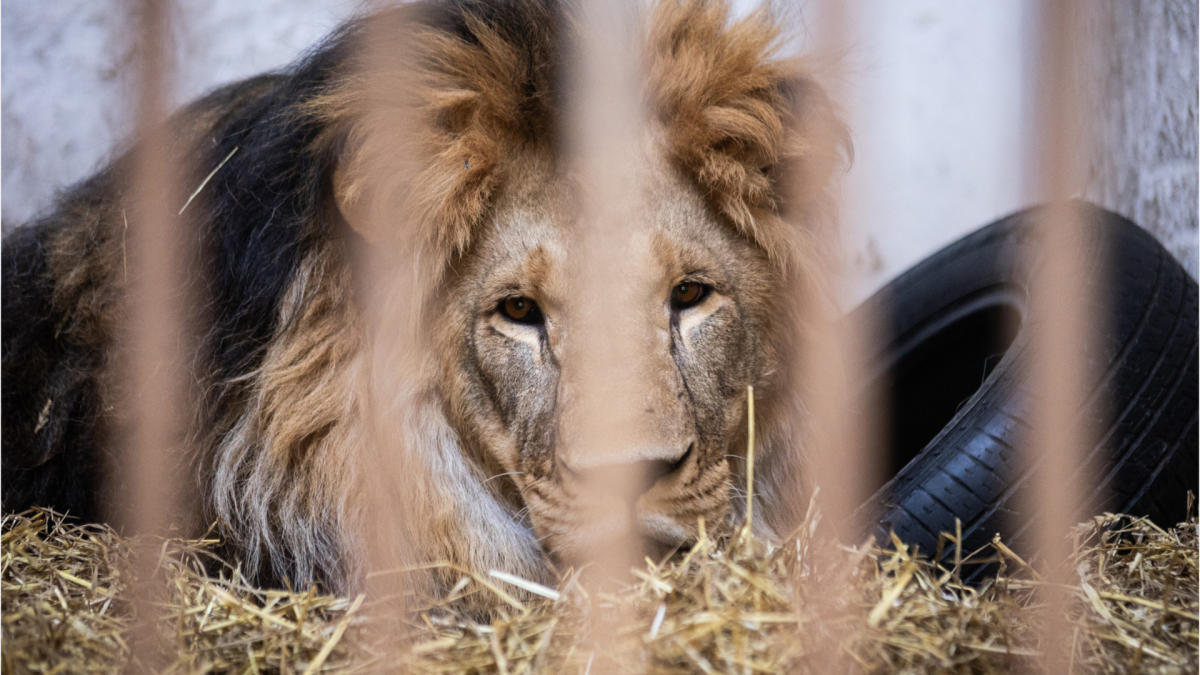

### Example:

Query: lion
xmin=1 ymin=0 xmax=846 ymax=599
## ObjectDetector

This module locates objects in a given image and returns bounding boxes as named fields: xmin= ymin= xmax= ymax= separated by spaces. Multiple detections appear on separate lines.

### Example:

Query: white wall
xmin=3 ymin=1 xmax=1195 ymax=303
xmin=833 ymin=1 xmax=1040 ymax=301
xmin=2 ymin=0 xmax=356 ymax=225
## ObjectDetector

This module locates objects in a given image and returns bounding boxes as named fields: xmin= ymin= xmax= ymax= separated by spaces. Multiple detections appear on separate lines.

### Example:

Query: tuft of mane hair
xmin=1 ymin=0 xmax=846 ymax=598
xmin=648 ymin=1 xmax=848 ymax=264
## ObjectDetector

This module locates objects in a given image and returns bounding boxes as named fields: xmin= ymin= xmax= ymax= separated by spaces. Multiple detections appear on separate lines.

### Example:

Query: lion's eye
xmin=499 ymin=296 xmax=543 ymax=324
xmin=670 ymin=282 xmax=709 ymax=310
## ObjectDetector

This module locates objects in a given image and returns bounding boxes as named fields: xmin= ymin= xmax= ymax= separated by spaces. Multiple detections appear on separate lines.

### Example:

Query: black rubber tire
xmin=853 ymin=202 xmax=1198 ymax=570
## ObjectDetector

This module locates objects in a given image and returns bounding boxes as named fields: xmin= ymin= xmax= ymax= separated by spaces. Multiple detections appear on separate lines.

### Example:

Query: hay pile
xmin=3 ymin=505 xmax=1196 ymax=673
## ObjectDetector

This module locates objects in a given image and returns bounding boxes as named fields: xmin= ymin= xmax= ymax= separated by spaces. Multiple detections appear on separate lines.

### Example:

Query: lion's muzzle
xmin=548 ymin=440 xmax=719 ymax=562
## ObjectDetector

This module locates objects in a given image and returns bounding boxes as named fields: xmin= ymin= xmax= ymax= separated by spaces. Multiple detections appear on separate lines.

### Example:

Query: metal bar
xmin=788 ymin=1 xmax=883 ymax=668
xmin=1026 ymin=1 xmax=1097 ymax=671
xmin=337 ymin=4 xmax=425 ymax=651
xmin=562 ymin=1 xmax=648 ymax=670
xmin=118 ymin=0 xmax=188 ymax=668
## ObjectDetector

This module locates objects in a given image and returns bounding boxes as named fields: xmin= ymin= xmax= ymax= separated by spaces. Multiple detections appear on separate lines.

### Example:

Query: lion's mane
xmin=1 ymin=0 xmax=845 ymax=596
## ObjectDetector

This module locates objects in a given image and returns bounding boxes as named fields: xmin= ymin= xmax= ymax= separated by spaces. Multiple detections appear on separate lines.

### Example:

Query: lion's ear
xmin=772 ymin=71 xmax=852 ymax=221
xmin=308 ymin=78 xmax=402 ymax=247
xmin=322 ymin=113 xmax=427 ymax=249
xmin=331 ymin=160 xmax=376 ymax=242
xmin=648 ymin=1 xmax=850 ymax=264
xmin=312 ymin=4 xmax=555 ymax=261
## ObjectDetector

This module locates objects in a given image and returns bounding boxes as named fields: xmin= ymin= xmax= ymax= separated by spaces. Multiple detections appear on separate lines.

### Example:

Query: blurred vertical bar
xmin=119 ymin=0 xmax=186 ymax=668
xmin=1027 ymin=1 xmax=1093 ymax=671
xmin=562 ymin=0 xmax=647 ymax=670
xmin=789 ymin=0 xmax=882 ymax=668
xmin=345 ymin=3 xmax=419 ymax=646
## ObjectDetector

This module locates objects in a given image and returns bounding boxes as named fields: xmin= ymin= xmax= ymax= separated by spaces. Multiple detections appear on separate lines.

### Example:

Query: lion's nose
xmin=561 ymin=442 xmax=692 ymax=495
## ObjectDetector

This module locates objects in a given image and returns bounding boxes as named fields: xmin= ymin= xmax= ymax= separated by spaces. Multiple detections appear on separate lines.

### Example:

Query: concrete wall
xmin=1084 ymin=0 xmax=1198 ymax=280
xmin=3 ymin=1 xmax=1196 ymax=302
xmin=1 ymin=0 xmax=356 ymax=226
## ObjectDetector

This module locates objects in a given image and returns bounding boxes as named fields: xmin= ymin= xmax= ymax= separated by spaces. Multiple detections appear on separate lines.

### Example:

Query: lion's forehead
xmin=467 ymin=154 xmax=746 ymax=306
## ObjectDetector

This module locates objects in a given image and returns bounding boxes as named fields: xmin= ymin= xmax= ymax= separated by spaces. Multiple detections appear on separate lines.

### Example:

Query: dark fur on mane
xmin=3 ymin=16 xmax=363 ymax=567
xmin=1 ymin=0 xmax=575 ymax=590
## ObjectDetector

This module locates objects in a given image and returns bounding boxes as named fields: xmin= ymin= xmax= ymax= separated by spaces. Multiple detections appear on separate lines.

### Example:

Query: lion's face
xmin=439 ymin=149 xmax=778 ymax=563
xmin=317 ymin=0 xmax=843 ymax=589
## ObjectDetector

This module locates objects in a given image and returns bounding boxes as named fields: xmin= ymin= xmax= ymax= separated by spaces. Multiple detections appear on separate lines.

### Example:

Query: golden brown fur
xmin=1 ymin=0 xmax=847 ymax=600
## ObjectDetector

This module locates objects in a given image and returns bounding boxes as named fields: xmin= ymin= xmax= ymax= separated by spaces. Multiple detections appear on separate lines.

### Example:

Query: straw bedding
xmin=3 ymin=503 xmax=1196 ymax=673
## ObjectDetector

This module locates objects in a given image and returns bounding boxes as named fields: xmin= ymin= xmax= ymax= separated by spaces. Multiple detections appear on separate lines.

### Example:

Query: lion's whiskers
xmin=483 ymin=471 xmax=525 ymax=485
xmin=725 ymin=484 xmax=748 ymax=499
